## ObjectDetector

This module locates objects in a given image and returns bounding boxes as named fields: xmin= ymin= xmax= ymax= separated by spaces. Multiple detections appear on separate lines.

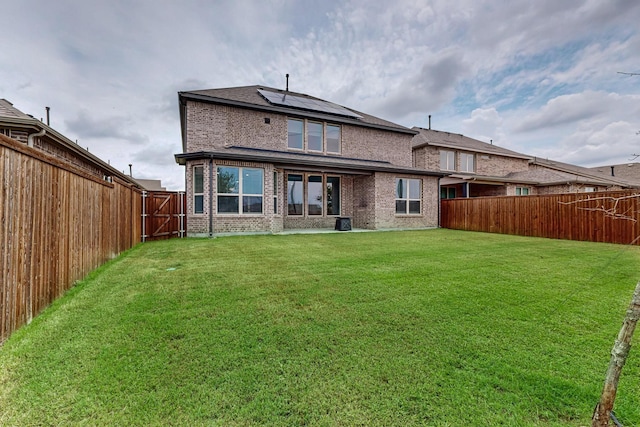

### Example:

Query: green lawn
xmin=1 ymin=229 xmax=640 ymax=426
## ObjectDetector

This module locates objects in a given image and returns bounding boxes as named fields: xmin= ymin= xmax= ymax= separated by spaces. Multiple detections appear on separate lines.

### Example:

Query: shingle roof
xmin=180 ymin=85 xmax=416 ymax=135
xmin=530 ymin=157 xmax=638 ymax=187
xmin=411 ymin=127 xmax=532 ymax=160
xmin=0 ymin=99 xmax=31 ymax=119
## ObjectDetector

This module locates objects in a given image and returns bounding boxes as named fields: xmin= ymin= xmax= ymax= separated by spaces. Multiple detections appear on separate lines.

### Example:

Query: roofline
xmin=0 ymin=115 xmax=139 ymax=186
xmin=412 ymin=138 xmax=533 ymax=160
xmin=175 ymin=150 xmax=448 ymax=177
xmin=178 ymin=91 xmax=419 ymax=136
xmin=530 ymin=158 xmax=637 ymax=188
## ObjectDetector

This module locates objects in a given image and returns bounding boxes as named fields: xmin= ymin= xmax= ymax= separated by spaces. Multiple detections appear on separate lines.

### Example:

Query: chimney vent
xmin=428 ymin=115 xmax=431 ymax=130
xmin=611 ymin=166 xmax=615 ymax=177
xmin=286 ymin=74 xmax=289 ymax=91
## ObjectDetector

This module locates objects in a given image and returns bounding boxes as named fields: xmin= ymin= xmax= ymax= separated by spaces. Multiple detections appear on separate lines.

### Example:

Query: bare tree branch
xmin=559 ymin=194 xmax=640 ymax=222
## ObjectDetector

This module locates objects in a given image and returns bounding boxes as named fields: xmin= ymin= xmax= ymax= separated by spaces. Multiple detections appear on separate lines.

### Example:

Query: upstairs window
xmin=460 ymin=153 xmax=475 ymax=172
xmin=396 ymin=178 xmax=421 ymax=215
xmin=440 ymin=150 xmax=455 ymax=171
xmin=288 ymin=119 xmax=303 ymax=149
xmin=326 ymin=125 xmax=341 ymax=153
xmin=307 ymin=122 xmax=323 ymax=152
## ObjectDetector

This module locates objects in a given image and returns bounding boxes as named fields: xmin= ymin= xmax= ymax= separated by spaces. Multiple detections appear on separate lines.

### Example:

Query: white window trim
xmin=396 ymin=178 xmax=422 ymax=215
xmin=217 ymin=166 xmax=264 ymax=215
xmin=193 ymin=165 xmax=204 ymax=215
xmin=440 ymin=150 xmax=455 ymax=171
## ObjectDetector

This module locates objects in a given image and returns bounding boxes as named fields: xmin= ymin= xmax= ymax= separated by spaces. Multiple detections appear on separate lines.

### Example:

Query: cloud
xmin=462 ymin=108 xmax=505 ymax=144
xmin=65 ymin=110 xmax=150 ymax=144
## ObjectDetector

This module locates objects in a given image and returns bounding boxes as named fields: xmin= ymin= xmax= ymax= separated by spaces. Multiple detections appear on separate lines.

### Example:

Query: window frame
xmin=460 ymin=152 xmax=475 ymax=173
xmin=515 ymin=187 xmax=530 ymax=196
xmin=326 ymin=124 xmax=341 ymax=154
xmin=440 ymin=150 xmax=455 ymax=171
xmin=287 ymin=118 xmax=304 ymax=150
xmin=395 ymin=178 xmax=422 ymax=215
xmin=193 ymin=165 xmax=204 ymax=214
xmin=216 ymin=166 xmax=264 ymax=215
xmin=307 ymin=121 xmax=324 ymax=152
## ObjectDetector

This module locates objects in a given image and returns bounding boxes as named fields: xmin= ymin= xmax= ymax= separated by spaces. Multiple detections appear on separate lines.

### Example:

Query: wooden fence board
xmin=441 ymin=191 xmax=640 ymax=245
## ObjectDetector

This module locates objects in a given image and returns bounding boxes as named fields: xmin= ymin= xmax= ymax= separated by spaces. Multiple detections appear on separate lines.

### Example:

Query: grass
xmin=1 ymin=229 xmax=640 ymax=426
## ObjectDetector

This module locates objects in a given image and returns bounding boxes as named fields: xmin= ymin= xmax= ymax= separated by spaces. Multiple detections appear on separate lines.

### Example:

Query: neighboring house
xmin=132 ymin=178 xmax=166 ymax=191
xmin=412 ymin=128 xmax=638 ymax=198
xmin=0 ymin=99 xmax=138 ymax=186
xmin=174 ymin=85 xmax=446 ymax=236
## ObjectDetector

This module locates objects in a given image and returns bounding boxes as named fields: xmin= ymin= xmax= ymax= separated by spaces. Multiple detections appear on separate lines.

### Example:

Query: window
xmin=287 ymin=174 xmax=341 ymax=216
xmin=193 ymin=166 xmax=204 ymax=214
xmin=440 ymin=150 xmax=455 ymax=171
xmin=217 ymin=167 xmax=263 ymax=214
xmin=273 ymin=171 xmax=279 ymax=214
xmin=584 ymin=187 xmax=596 ymax=192
xmin=440 ymin=187 xmax=456 ymax=199
xmin=288 ymin=174 xmax=303 ymax=215
xmin=288 ymin=119 xmax=303 ymax=149
xmin=307 ymin=175 xmax=323 ymax=215
xmin=307 ymin=122 xmax=323 ymax=152
xmin=287 ymin=119 xmax=341 ymax=153
xmin=460 ymin=153 xmax=475 ymax=172
xmin=327 ymin=125 xmax=341 ymax=153
xmin=327 ymin=176 xmax=341 ymax=215
xmin=396 ymin=178 xmax=421 ymax=214
xmin=515 ymin=187 xmax=529 ymax=196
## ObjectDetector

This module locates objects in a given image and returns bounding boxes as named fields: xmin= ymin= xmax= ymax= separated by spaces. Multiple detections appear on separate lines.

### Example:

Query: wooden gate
xmin=142 ymin=191 xmax=186 ymax=241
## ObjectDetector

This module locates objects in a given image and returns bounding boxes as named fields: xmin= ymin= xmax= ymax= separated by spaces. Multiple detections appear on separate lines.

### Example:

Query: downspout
xmin=209 ymin=157 xmax=214 ymax=238
xmin=27 ymin=128 xmax=46 ymax=147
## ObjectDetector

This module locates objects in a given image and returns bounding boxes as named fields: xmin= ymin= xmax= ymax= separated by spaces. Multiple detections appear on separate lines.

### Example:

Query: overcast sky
xmin=2 ymin=0 xmax=639 ymax=190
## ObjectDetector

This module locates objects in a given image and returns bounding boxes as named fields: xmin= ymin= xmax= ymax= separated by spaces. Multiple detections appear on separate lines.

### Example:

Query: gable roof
xmin=590 ymin=162 xmax=640 ymax=184
xmin=0 ymin=99 xmax=32 ymax=120
xmin=411 ymin=127 xmax=532 ymax=160
xmin=179 ymin=85 xmax=417 ymax=150
xmin=529 ymin=157 xmax=638 ymax=188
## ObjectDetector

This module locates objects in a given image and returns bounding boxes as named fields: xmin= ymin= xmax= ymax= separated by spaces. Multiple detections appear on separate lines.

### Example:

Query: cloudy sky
xmin=2 ymin=0 xmax=639 ymax=190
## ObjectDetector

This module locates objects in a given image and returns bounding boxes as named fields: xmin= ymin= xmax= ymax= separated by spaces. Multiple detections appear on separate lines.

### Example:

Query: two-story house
xmin=174 ymin=86 xmax=446 ymax=236
xmin=412 ymin=128 xmax=637 ymax=198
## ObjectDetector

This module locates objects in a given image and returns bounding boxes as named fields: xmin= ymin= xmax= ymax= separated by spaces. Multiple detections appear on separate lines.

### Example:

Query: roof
xmin=0 ymin=99 xmax=139 ymax=187
xmin=530 ymin=157 xmax=638 ymax=188
xmin=590 ymin=162 xmax=640 ymax=184
xmin=0 ymin=99 xmax=31 ymax=119
xmin=411 ymin=127 xmax=532 ymax=160
xmin=175 ymin=146 xmax=448 ymax=177
xmin=179 ymin=85 xmax=417 ymax=149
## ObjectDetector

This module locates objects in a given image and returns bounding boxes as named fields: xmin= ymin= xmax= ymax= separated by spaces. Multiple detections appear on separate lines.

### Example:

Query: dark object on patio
xmin=335 ymin=217 xmax=352 ymax=231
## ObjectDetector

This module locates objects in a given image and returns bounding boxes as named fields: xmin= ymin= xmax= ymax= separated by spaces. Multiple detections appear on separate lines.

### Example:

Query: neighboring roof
xmin=0 ymin=99 xmax=31 ymax=119
xmin=590 ymin=162 xmax=640 ymax=184
xmin=0 ymin=99 xmax=140 ymax=187
xmin=179 ymin=85 xmax=417 ymax=150
xmin=530 ymin=157 xmax=639 ymax=188
xmin=132 ymin=178 xmax=166 ymax=191
xmin=411 ymin=127 xmax=533 ymax=160
xmin=175 ymin=146 xmax=448 ymax=177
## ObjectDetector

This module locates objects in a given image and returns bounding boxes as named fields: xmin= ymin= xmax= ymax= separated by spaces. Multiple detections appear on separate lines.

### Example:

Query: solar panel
xmin=257 ymin=89 xmax=363 ymax=119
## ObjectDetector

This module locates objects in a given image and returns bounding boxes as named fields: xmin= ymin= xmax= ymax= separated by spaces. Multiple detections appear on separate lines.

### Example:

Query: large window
xmin=440 ymin=150 xmax=455 ymax=171
xmin=273 ymin=171 xmax=279 ymax=214
xmin=396 ymin=178 xmax=421 ymax=215
xmin=288 ymin=119 xmax=304 ymax=149
xmin=460 ymin=153 xmax=475 ymax=172
xmin=193 ymin=165 xmax=204 ymax=214
xmin=217 ymin=166 xmax=263 ymax=214
xmin=288 ymin=174 xmax=341 ymax=216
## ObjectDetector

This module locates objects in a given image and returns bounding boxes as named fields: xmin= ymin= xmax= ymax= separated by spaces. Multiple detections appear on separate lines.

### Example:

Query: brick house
xmin=412 ymin=128 xmax=638 ymax=198
xmin=174 ymin=86 xmax=446 ymax=236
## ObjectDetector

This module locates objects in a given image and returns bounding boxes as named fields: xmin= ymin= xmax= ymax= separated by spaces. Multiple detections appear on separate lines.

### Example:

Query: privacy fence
xmin=441 ymin=190 xmax=640 ymax=245
xmin=1 ymin=135 xmax=142 ymax=345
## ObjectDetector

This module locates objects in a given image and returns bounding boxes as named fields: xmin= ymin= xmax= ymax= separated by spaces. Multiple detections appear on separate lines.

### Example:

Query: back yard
xmin=1 ymin=229 xmax=639 ymax=426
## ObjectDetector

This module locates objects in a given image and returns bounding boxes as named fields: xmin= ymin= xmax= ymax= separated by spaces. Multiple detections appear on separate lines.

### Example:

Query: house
xmin=0 ymin=99 xmax=139 ymax=186
xmin=412 ymin=128 xmax=638 ymax=198
xmin=174 ymin=85 xmax=447 ymax=236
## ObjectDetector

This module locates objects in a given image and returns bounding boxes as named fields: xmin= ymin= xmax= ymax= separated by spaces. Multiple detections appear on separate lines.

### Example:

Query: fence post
xmin=141 ymin=190 xmax=147 ymax=243
xmin=592 ymin=281 xmax=640 ymax=427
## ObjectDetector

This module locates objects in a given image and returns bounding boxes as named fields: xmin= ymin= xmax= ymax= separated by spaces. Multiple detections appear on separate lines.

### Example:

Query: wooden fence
xmin=1 ymin=134 xmax=141 ymax=345
xmin=440 ymin=191 xmax=640 ymax=245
